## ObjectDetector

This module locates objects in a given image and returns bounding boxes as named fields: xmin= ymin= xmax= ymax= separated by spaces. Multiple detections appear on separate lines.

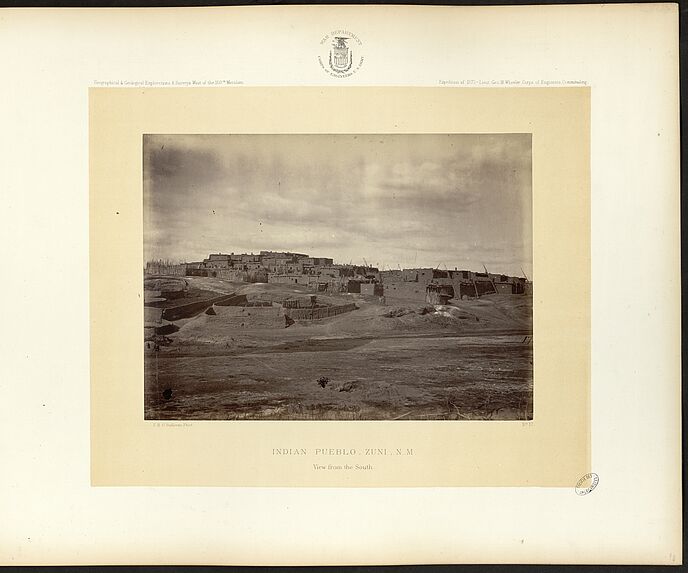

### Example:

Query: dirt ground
xmin=144 ymin=277 xmax=533 ymax=420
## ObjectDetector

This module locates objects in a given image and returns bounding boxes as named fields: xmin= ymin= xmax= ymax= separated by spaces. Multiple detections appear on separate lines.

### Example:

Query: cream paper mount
xmin=90 ymin=86 xmax=590 ymax=487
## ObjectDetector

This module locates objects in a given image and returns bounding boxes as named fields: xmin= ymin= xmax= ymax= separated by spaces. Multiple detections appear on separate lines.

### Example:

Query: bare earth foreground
xmin=145 ymin=277 xmax=533 ymax=420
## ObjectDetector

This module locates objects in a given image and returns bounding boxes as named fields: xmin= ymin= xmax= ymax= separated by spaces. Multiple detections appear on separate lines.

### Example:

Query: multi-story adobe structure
xmin=146 ymin=250 xmax=531 ymax=301
xmin=379 ymin=267 xmax=529 ymax=301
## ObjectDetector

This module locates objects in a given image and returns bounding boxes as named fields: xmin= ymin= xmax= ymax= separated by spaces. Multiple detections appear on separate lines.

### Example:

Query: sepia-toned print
xmin=144 ymin=133 xmax=533 ymax=420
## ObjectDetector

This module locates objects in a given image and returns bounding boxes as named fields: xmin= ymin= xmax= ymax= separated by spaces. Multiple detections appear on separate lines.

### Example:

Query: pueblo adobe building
xmin=145 ymin=250 xmax=532 ymax=305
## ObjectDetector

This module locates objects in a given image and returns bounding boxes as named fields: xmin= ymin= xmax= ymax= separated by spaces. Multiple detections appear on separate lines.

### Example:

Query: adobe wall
xmin=495 ymin=283 xmax=515 ymax=294
xmin=214 ymin=269 xmax=245 ymax=280
xmin=268 ymin=274 xmax=310 ymax=285
xmin=145 ymin=264 xmax=186 ymax=276
xmin=360 ymin=283 xmax=384 ymax=297
xmin=159 ymin=293 xmax=239 ymax=321
xmin=382 ymin=282 xmax=427 ymax=301
xmin=144 ymin=306 xmax=163 ymax=325
xmin=214 ymin=294 xmax=249 ymax=306
xmin=211 ymin=305 xmax=287 ymax=328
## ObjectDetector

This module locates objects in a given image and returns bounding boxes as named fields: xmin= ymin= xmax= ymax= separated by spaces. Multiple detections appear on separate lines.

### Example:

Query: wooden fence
xmin=285 ymin=303 xmax=357 ymax=321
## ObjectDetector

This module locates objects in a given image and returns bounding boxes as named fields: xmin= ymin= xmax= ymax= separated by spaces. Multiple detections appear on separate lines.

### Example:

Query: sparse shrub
xmin=337 ymin=380 xmax=357 ymax=392
xmin=317 ymin=376 xmax=330 ymax=388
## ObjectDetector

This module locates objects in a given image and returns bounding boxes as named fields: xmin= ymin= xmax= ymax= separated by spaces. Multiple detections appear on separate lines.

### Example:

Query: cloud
xmin=143 ymin=134 xmax=532 ymax=273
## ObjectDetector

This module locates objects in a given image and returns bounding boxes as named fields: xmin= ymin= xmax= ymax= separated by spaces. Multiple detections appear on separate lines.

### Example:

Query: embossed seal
xmin=575 ymin=472 xmax=599 ymax=496
xmin=318 ymin=30 xmax=364 ymax=78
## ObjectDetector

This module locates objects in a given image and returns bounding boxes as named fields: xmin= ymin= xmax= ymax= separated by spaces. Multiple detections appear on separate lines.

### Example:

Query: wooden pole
xmin=483 ymin=263 xmax=498 ymax=294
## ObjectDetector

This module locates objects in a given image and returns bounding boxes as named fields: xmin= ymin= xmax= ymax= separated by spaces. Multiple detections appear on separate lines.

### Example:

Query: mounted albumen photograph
xmin=143 ymin=133 xmax=533 ymax=420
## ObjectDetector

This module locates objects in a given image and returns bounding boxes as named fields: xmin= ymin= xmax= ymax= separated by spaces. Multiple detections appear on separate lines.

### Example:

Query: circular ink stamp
xmin=318 ymin=30 xmax=364 ymax=78
xmin=575 ymin=472 xmax=599 ymax=496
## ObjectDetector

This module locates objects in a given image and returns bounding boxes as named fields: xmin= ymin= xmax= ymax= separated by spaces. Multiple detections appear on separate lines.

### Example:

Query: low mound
xmin=328 ymin=294 xmax=532 ymax=335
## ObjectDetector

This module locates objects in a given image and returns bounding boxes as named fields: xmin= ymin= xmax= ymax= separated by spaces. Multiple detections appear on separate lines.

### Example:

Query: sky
xmin=143 ymin=133 xmax=532 ymax=277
